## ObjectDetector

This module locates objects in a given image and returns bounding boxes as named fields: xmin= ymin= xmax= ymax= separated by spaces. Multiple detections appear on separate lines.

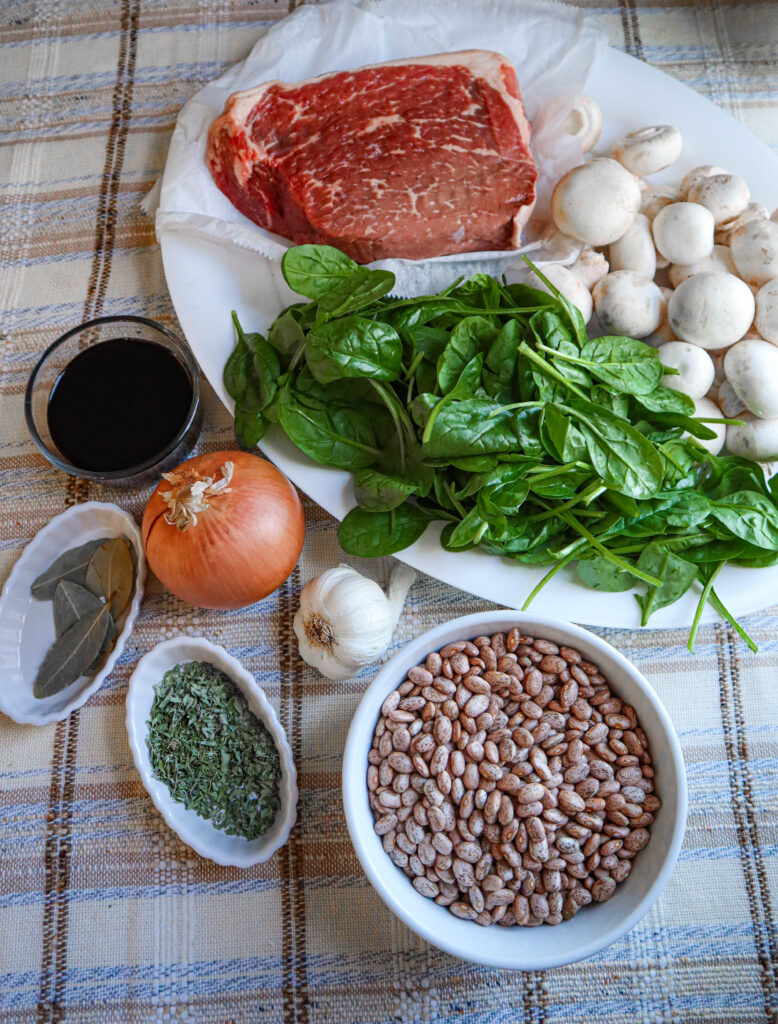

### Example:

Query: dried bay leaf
xmin=87 ymin=614 xmax=117 ymax=674
xmin=85 ymin=537 xmax=134 ymax=619
xmin=53 ymin=580 xmax=104 ymax=637
xmin=33 ymin=603 xmax=112 ymax=699
xmin=31 ymin=539 xmax=104 ymax=600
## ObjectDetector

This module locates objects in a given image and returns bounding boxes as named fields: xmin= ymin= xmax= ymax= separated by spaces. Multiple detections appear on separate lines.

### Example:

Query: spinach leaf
xmin=267 ymin=305 xmax=307 ymax=358
xmin=234 ymin=406 xmax=267 ymax=449
xmin=710 ymin=490 xmax=778 ymax=550
xmin=576 ymin=555 xmax=636 ymax=592
xmin=338 ymin=503 xmax=432 ymax=556
xmin=277 ymin=382 xmax=387 ymax=470
xmin=632 ymin=386 xmax=695 ymax=416
xmin=437 ymin=316 xmax=496 ymax=393
xmin=561 ymin=399 xmax=664 ymax=499
xmin=281 ymin=244 xmax=360 ymax=299
xmin=423 ymin=399 xmax=519 ymax=459
xmin=578 ymin=336 xmax=663 ymax=395
xmin=306 ymin=317 xmax=402 ymax=383
xmin=635 ymin=542 xmax=698 ymax=625
xmin=353 ymin=467 xmax=416 ymax=511
xmin=315 ymin=268 xmax=395 ymax=321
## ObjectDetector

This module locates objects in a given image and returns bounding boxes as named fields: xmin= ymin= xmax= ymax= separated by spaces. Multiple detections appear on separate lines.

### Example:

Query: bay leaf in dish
xmin=53 ymin=579 xmax=104 ymax=637
xmin=85 ymin=537 xmax=134 ymax=619
xmin=87 ymin=614 xmax=117 ymax=674
xmin=31 ymin=539 xmax=104 ymax=600
xmin=33 ymin=603 xmax=112 ymax=699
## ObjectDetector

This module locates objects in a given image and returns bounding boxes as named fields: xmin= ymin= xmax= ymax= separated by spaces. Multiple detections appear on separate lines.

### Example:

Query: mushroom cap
xmin=562 ymin=95 xmax=602 ymax=154
xmin=723 ymin=338 xmax=778 ymax=419
xmin=715 ymin=202 xmax=768 ymax=245
xmin=730 ymin=219 xmax=778 ymax=287
xmin=679 ymin=165 xmax=727 ymax=199
xmin=611 ymin=125 xmax=682 ymax=177
xmin=755 ymin=278 xmax=778 ymax=344
xmin=533 ymin=263 xmax=593 ymax=323
xmin=717 ymin=378 xmax=747 ymax=418
xmin=658 ymin=341 xmax=715 ymax=399
xmin=685 ymin=173 xmax=750 ymax=225
xmin=668 ymin=271 xmax=755 ymax=349
xmin=592 ymin=270 xmax=664 ymax=339
xmin=550 ymin=158 xmax=641 ymax=247
xmin=609 ymin=213 xmax=656 ymax=279
xmin=569 ymin=247 xmax=609 ymax=290
xmin=652 ymin=202 xmax=715 ymax=265
xmin=640 ymin=185 xmax=680 ymax=222
xmin=668 ymin=243 xmax=736 ymax=289
xmin=726 ymin=413 xmax=778 ymax=461
xmin=689 ymin=396 xmax=726 ymax=455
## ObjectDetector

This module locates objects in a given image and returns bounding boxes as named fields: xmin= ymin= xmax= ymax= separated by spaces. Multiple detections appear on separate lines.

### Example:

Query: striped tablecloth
xmin=2 ymin=2 xmax=778 ymax=1021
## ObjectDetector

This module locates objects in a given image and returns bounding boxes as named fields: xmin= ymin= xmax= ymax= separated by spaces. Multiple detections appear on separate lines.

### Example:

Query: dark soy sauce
xmin=47 ymin=339 xmax=193 ymax=472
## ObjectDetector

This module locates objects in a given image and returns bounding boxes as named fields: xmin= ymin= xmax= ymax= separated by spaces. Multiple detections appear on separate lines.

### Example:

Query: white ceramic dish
xmin=159 ymin=46 xmax=778 ymax=628
xmin=125 ymin=636 xmax=297 ymax=867
xmin=0 ymin=502 xmax=146 ymax=726
xmin=342 ymin=611 xmax=687 ymax=970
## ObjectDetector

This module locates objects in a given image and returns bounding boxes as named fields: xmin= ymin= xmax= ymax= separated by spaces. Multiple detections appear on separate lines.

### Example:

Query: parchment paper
xmin=153 ymin=0 xmax=607 ymax=295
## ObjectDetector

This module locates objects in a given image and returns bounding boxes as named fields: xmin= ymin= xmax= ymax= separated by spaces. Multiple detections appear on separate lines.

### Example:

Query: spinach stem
xmin=517 ymin=342 xmax=589 ymax=400
xmin=559 ymin=510 xmax=663 ymax=586
xmin=688 ymin=562 xmax=725 ymax=651
xmin=521 ymin=483 xmax=601 ymax=525
xmin=709 ymin=587 xmax=758 ymax=653
xmin=521 ymin=547 xmax=584 ymax=610
xmin=405 ymin=351 xmax=424 ymax=381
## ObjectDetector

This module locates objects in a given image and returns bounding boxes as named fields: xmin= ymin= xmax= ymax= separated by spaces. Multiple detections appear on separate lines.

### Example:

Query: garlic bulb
xmin=293 ymin=563 xmax=416 ymax=680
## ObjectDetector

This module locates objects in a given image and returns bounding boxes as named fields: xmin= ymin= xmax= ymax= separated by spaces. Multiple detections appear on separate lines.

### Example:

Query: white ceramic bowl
xmin=342 ymin=612 xmax=687 ymax=970
xmin=126 ymin=636 xmax=297 ymax=867
xmin=0 ymin=502 xmax=146 ymax=725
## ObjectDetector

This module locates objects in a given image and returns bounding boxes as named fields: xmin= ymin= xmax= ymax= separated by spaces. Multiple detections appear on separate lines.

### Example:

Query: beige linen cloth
xmin=1 ymin=2 xmax=778 ymax=1022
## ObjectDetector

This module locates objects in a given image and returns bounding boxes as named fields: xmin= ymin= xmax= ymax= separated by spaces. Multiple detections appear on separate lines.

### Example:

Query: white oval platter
xmin=0 ymin=502 xmax=146 ymax=726
xmin=126 ymin=636 xmax=298 ymax=867
xmin=159 ymin=47 xmax=778 ymax=628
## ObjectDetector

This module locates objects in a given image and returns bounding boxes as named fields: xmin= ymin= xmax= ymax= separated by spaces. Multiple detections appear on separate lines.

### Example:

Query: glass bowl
xmin=25 ymin=315 xmax=202 ymax=488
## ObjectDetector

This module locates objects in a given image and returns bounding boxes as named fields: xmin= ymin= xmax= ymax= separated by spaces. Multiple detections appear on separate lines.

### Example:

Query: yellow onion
xmin=142 ymin=451 xmax=304 ymax=609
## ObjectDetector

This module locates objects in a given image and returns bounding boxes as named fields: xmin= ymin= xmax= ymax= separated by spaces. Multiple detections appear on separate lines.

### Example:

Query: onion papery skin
xmin=142 ymin=451 xmax=305 ymax=609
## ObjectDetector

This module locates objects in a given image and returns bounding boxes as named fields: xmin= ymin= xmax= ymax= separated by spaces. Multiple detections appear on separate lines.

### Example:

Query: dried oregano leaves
xmin=31 ymin=534 xmax=136 ymax=698
xmin=146 ymin=661 xmax=282 ymax=840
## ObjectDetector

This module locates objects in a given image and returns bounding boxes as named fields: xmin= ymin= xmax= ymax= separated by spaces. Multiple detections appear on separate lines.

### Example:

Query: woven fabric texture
xmin=1 ymin=2 xmax=778 ymax=1022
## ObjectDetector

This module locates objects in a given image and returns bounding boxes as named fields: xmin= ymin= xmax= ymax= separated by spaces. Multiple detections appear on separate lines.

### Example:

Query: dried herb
xmin=33 ymin=603 xmax=112 ymax=698
xmin=53 ymin=580 xmax=103 ymax=637
xmin=31 ymin=539 xmax=104 ymax=600
xmin=146 ymin=661 xmax=282 ymax=840
xmin=85 ymin=537 xmax=134 ymax=619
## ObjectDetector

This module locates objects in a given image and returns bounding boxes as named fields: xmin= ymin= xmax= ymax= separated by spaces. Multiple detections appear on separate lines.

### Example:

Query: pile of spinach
xmin=224 ymin=243 xmax=777 ymax=651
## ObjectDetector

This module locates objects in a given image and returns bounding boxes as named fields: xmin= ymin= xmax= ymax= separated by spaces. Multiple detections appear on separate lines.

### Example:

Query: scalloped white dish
xmin=160 ymin=46 xmax=778 ymax=628
xmin=0 ymin=502 xmax=146 ymax=726
xmin=126 ymin=636 xmax=298 ymax=867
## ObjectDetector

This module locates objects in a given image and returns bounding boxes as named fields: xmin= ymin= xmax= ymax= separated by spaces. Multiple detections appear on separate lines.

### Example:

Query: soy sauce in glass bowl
xmin=25 ymin=316 xmax=202 ymax=488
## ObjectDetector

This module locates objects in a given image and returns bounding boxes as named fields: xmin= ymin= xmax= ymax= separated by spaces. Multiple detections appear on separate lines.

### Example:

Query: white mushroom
xmin=658 ymin=341 xmax=715 ymax=399
xmin=667 ymin=271 xmax=755 ymax=349
xmin=562 ymin=95 xmax=603 ymax=154
xmin=723 ymin=339 xmax=778 ymax=419
xmin=689 ymin=396 xmax=726 ymax=455
xmin=592 ymin=271 xmax=664 ymax=338
xmin=640 ymin=185 xmax=680 ymax=222
xmin=568 ymin=247 xmax=609 ymax=289
xmin=611 ymin=125 xmax=682 ymax=177
xmin=679 ymin=165 xmax=727 ymax=199
xmin=551 ymin=158 xmax=641 ymax=247
xmin=727 ymin=414 xmax=778 ymax=461
xmin=609 ymin=214 xmax=656 ymax=279
xmin=755 ymin=278 xmax=778 ymax=344
xmin=715 ymin=202 xmax=768 ymax=245
xmin=534 ymin=263 xmax=593 ymax=322
xmin=652 ymin=202 xmax=715 ymax=266
xmin=730 ymin=220 xmax=778 ymax=287
xmin=717 ymin=379 xmax=746 ymax=418
xmin=685 ymin=173 xmax=750 ymax=225
xmin=668 ymin=244 xmax=736 ymax=289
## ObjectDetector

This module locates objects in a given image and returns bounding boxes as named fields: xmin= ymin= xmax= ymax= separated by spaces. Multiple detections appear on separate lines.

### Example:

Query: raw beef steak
xmin=207 ymin=51 xmax=537 ymax=263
